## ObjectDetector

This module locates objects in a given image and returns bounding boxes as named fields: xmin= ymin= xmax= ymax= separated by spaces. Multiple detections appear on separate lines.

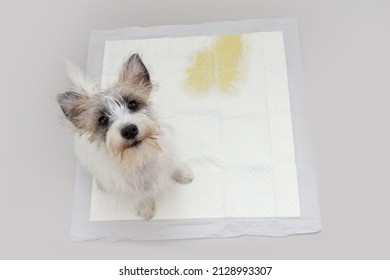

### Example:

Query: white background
xmin=0 ymin=0 xmax=389 ymax=259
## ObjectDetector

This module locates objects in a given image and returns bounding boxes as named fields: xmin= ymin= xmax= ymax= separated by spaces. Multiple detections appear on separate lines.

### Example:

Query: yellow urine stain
xmin=186 ymin=34 xmax=243 ymax=95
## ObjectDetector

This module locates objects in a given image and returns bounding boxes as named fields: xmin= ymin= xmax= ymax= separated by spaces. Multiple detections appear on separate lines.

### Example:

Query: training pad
xmin=71 ymin=18 xmax=321 ymax=240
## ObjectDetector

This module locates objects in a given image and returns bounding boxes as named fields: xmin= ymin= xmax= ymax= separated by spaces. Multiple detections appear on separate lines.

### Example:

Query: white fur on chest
xmin=74 ymin=131 xmax=175 ymax=200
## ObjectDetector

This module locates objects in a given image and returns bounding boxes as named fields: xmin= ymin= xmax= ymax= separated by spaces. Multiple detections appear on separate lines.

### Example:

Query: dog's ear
xmin=57 ymin=91 xmax=89 ymax=128
xmin=119 ymin=54 xmax=151 ymax=89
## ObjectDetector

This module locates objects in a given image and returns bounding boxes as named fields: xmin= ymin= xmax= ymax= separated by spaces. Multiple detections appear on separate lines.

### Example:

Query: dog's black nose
xmin=121 ymin=124 xmax=138 ymax=140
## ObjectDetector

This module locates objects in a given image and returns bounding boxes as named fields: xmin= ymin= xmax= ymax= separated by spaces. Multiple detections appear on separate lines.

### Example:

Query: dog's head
xmin=57 ymin=54 xmax=161 ymax=161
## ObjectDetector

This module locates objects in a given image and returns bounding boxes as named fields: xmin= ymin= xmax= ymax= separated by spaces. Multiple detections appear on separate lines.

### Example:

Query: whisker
xmin=145 ymin=138 xmax=162 ymax=152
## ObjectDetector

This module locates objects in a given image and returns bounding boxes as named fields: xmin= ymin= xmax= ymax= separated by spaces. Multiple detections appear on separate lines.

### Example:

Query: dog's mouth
xmin=129 ymin=140 xmax=142 ymax=148
xmin=113 ymin=135 xmax=162 ymax=162
xmin=119 ymin=134 xmax=161 ymax=156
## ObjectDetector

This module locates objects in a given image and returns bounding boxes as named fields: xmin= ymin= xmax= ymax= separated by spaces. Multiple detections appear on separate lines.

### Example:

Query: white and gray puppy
xmin=57 ymin=54 xmax=193 ymax=220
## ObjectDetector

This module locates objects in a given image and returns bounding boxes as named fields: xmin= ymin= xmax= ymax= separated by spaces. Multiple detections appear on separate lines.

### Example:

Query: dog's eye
xmin=98 ymin=116 xmax=109 ymax=126
xmin=127 ymin=100 xmax=139 ymax=111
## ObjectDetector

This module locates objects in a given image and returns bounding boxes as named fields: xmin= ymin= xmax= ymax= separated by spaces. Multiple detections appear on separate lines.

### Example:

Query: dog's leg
xmin=171 ymin=162 xmax=194 ymax=184
xmin=136 ymin=196 xmax=156 ymax=221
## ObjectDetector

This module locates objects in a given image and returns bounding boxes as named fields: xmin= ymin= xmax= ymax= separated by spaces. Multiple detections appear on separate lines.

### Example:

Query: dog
xmin=57 ymin=54 xmax=193 ymax=220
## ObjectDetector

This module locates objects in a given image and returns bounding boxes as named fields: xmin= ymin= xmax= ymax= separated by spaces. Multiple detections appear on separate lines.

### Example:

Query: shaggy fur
xmin=57 ymin=54 xmax=193 ymax=220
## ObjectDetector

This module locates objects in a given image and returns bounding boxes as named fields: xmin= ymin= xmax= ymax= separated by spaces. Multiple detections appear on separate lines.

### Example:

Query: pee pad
xmin=70 ymin=18 xmax=321 ymax=240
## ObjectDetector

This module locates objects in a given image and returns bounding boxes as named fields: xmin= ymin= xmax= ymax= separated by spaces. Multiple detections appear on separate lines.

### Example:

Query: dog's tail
xmin=64 ymin=59 xmax=98 ymax=94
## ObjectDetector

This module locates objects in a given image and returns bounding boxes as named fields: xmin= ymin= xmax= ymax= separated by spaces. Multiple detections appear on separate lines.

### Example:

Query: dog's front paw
xmin=137 ymin=199 xmax=155 ymax=221
xmin=172 ymin=165 xmax=194 ymax=184
xmin=138 ymin=207 xmax=155 ymax=221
